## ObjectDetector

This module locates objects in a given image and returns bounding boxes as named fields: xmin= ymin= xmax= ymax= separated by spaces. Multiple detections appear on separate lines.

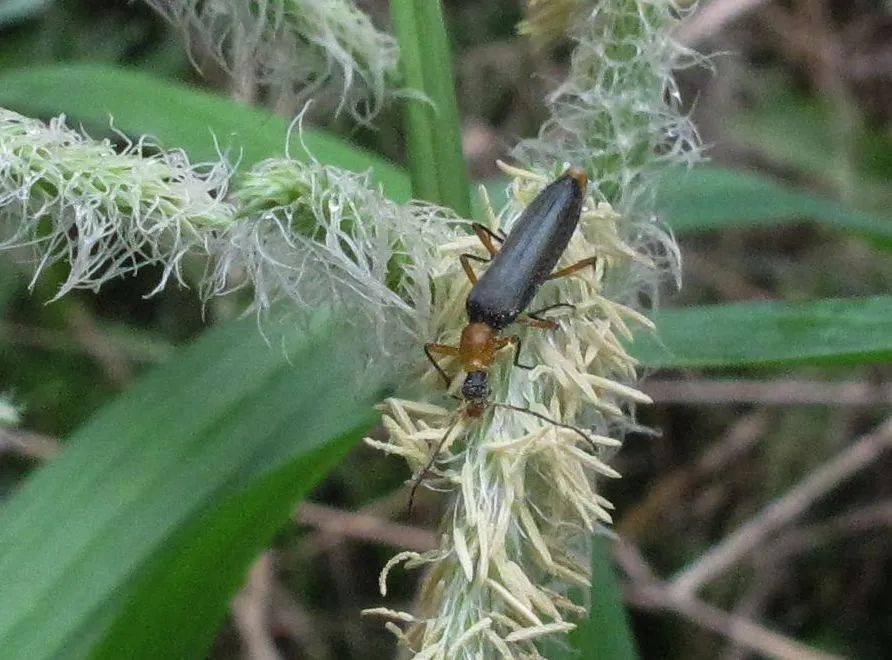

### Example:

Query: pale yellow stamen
xmin=486 ymin=579 xmax=542 ymax=627
xmin=361 ymin=608 xmax=417 ymax=623
xmin=504 ymin=621 xmax=577 ymax=643
xmin=446 ymin=618 xmax=492 ymax=656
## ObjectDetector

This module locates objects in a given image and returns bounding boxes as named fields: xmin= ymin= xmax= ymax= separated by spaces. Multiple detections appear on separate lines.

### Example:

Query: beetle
xmin=424 ymin=166 xmax=595 ymax=416
xmin=408 ymin=168 xmax=600 ymax=512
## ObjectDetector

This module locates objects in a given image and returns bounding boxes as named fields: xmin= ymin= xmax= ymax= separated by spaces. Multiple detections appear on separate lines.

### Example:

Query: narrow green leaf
xmin=390 ymin=0 xmax=471 ymax=214
xmin=633 ymin=296 xmax=892 ymax=369
xmin=481 ymin=167 xmax=892 ymax=247
xmin=657 ymin=167 xmax=892 ymax=248
xmin=390 ymin=0 xmax=440 ymax=205
xmin=0 ymin=315 xmax=384 ymax=659
xmin=0 ymin=63 xmax=412 ymax=201
xmin=568 ymin=537 xmax=639 ymax=660
xmin=413 ymin=0 xmax=471 ymax=215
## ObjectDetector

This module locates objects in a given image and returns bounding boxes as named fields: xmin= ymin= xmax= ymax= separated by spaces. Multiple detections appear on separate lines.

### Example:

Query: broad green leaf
xmin=0 ymin=315 xmax=384 ymax=659
xmin=5 ymin=64 xmax=887 ymax=249
xmin=657 ymin=167 xmax=892 ymax=248
xmin=728 ymin=85 xmax=892 ymax=203
xmin=0 ymin=0 xmax=52 ymax=26
xmin=634 ymin=296 xmax=892 ymax=369
xmin=0 ymin=63 xmax=412 ymax=201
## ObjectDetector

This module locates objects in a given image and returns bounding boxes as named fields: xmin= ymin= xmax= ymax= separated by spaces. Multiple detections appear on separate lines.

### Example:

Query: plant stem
xmin=390 ymin=0 xmax=471 ymax=215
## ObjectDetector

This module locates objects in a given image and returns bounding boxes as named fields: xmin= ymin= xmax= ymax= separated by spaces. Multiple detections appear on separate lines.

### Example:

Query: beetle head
xmin=461 ymin=370 xmax=490 ymax=417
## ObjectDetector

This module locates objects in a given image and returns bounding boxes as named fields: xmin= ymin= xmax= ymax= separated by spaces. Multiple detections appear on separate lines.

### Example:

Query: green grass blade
xmin=634 ymin=296 xmax=892 ymax=368
xmin=390 ymin=0 xmax=439 ymax=204
xmin=567 ymin=537 xmax=639 ymax=660
xmin=390 ymin=0 xmax=471 ymax=214
xmin=413 ymin=0 xmax=471 ymax=214
xmin=0 ymin=315 xmax=384 ymax=659
xmin=657 ymin=167 xmax=892 ymax=249
xmin=0 ymin=63 xmax=412 ymax=201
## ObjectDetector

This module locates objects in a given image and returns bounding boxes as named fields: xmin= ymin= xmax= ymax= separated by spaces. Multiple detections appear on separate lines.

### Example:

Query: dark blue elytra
xmin=466 ymin=171 xmax=586 ymax=330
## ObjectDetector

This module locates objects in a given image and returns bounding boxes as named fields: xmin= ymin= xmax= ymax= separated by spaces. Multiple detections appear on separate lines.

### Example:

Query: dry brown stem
xmin=296 ymin=500 xmax=438 ymax=555
xmin=676 ymin=0 xmax=773 ymax=45
xmin=668 ymin=417 xmax=892 ymax=596
xmin=231 ymin=552 xmax=281 ymax=660
xmin=644 ymin=378 xmax=892 ymax=407
xmin=0 ymin=428 xmax=61 ymax=460
xmin=615 ymin=540 xmax=841 ymax=660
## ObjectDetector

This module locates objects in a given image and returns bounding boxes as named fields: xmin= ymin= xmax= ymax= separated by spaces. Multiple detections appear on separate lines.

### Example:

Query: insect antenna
xmin=490 ymin=401 xmax=601 ymax=452
xmin=407 ymin=415 xmax=461 ymax=517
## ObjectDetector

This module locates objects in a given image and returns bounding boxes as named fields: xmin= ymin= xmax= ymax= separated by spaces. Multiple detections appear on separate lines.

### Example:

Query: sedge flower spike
xmin=203 ymin=154 xmax=470 ymax=360
xmin=145 ymin=0 xmax=400 ymax=120
xmin=364 ymin=1 xmax=700 ymax=657
xmin=0 ymin=106 xmax=470 ymax=367
xmin=0 ymin=108 xmax=232 ymax=299
xmin=363 ymin=165 xmax=655 ymax=658
xmin=515 ymin=0 xmax=701 ymax=211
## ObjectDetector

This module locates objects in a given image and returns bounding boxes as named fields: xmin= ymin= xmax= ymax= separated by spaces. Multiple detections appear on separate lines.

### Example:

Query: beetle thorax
xmin=459 ymin=322 xmax=498 ymax=371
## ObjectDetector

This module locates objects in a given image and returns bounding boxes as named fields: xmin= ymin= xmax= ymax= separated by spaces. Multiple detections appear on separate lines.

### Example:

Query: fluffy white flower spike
xmin=363 ymin=164 xmax=659 ymax=658
xmin=203 ymin=152 xmax=469 ymax=360
xmin=363 ymin=1 xmax=699 ymax=656
xmin=145 ymin=0 xmax=400 ymax=120
xmin=515 ymin=0 xmax=701 ymax=211
xmin=0 ymin=108 xmax=232 ymax=299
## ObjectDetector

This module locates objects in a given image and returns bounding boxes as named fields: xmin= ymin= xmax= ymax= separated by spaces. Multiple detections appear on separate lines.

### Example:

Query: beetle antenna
xmin=490 ymin=401 xmax=600 ymax=452
xmin=407 ymin=416 xmax=461 ymax=517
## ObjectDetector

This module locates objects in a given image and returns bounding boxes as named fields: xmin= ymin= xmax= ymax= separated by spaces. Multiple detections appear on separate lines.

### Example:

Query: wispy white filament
xmin=203 ymin=154 xmax=468 ymax=360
